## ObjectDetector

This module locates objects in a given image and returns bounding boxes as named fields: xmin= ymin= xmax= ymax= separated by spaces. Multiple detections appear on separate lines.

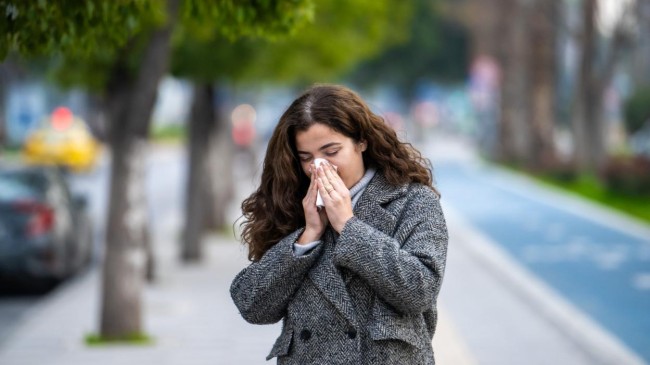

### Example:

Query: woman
xmin=230 ymin=84 xmax=448 ymax=364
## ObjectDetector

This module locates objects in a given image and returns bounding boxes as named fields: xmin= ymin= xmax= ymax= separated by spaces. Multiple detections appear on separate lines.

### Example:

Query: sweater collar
xmin=349 ymin=168 xmax=376 ymax=208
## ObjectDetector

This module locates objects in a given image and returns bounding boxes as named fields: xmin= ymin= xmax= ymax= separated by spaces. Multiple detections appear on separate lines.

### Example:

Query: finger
xmin=322 ymin=162 xmax=340 ymax=182
xmin=312 ymin=173 xmax=323 ymax=197
xmin=310 ymin=179 xmax=320 ymax=204
xmin=317 ymin=164 xmax=333 ymax=185
xmin=317 ymin=177 xmax=334 ymax=197
xmin=304 ymin=170 xmax=318 ymax=204
xmin=318 ymin=168 xmax=336 ymax=192
xmin=322 ymin=163 xmax=345 ymax=191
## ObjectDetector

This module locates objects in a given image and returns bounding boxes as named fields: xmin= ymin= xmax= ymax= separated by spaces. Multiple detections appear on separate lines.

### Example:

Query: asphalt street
xmin=426 ymin=139 xmax=650 ymax=363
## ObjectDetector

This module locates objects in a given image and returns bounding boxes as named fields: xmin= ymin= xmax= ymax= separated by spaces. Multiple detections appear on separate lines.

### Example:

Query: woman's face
xmin=295 ymin=123 xmax=366 ymax=189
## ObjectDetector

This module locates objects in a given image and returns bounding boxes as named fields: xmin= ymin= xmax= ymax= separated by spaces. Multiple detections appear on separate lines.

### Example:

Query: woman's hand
xmin=317 ymin=161 xmax=354 ymax=233
xmin=298 ymin=164 xmax=328 ymax=244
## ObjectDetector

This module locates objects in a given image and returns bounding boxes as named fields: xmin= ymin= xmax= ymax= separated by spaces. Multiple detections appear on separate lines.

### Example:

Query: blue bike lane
xmin=435 ymin=162 xmax=650 ymax=363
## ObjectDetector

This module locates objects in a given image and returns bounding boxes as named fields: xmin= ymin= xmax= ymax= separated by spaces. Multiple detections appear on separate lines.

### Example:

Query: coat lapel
xmin=354 ymin=173 xmax=408 ymax=236
xmin=308 ymin=172 xmax=409 ymax=326
xmin=308 ymin=228 xmax=358 ymax=326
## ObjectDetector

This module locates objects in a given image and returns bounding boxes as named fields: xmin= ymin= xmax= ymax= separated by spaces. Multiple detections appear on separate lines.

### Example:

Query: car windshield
xmin=0 ymin=170 xmax=47 ymax=201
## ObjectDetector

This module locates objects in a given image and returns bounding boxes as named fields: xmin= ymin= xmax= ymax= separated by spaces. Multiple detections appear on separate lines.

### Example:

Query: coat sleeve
xmin=230 ymin=228 xmax=323 ymax=324
xmin=333 ymin=187 xmax=448 ymax=315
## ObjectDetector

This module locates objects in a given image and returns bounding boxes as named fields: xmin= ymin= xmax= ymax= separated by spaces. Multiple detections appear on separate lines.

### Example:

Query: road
xmin=425 ymin=139 xmax=650 ymax=363
xmin=0 ymin=146 xmax=188 ymax=348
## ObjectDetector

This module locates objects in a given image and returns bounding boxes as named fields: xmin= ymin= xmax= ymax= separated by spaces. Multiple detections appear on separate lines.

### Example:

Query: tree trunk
xmin=143 ymin=219 xmax=156 ymax=282
xmin=573 ymin=0 xmax=643 ymax=172
xmin=468 ymin=0 xmax=501 ymax=59
xmin=181 ymin=82 xmax=217 ymax=262
xmin=631 ymin=1 xmax=650 ymax=88
xmin=528 ymin=0 xmax=558 ymax=170
xmin=464 ymin=0 xmax=503 ymax=158
xmin=100 ymin=134 xmax=148 ymax=338
xmin=0 ymin=58 xmax=22 ymax=147
xmin=497 ymin=0 xmax=531 ymax=165
xmin=572 ymin=0 xmax=602 ymax=173
xmin=99 ymin=0 xmax=179 ymax=338
xmin=0 ymin=73 xmax=6 ymax=148
xmin=85 ymin=94 xmax=108 ymax=143
xmin=205 ymin=86 xmax=234 ymax=233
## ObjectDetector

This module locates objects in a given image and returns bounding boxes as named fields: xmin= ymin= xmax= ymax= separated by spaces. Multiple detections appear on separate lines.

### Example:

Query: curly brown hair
xmin=240 ymin=84 xmax=435 ymax=261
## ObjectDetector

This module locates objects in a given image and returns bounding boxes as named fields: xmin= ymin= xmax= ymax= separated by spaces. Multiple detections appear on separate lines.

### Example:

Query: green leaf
xmin=87 ymin=2 xmax=95 ymax=17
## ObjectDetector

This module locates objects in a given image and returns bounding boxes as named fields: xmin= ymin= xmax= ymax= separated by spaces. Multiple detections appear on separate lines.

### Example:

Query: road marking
xmin=633 ymin=273 xmax=650 ymax=291
xmin=433 ymin=306 xmax=477 ymax=365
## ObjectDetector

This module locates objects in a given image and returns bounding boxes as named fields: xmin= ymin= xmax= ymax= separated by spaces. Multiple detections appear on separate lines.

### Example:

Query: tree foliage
xmin=183 ymin=0 xmax=314 ymax=40
xmin=0 ymin=1 xmax=158 ymax=60
xmin=346 ymin=0 xmax=468 ymax=94
xmin=243 ymin=0 xmax=411 ymax=84
xmin=624 ymin=86 xmax=650 ymax=134
xmin=170 ymin=0 xmax=410 ymax=85
xmin=4 ymin=0 xmax=316 ymax=91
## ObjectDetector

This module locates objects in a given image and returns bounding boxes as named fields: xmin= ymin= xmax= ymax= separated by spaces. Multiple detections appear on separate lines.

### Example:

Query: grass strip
xmin=85 ymin=332 xmax=154 ymax=346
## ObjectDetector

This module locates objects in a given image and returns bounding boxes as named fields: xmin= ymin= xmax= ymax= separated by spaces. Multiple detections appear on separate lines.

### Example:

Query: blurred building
xmin=4 ymin=82 xmax=89 ymax=147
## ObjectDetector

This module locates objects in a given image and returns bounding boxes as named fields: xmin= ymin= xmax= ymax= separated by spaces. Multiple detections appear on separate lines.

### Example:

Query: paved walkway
xmin=2 ymin=208 xmax=639 ymax=364
xmin=0 ymin=231 xmax=474 ymax=365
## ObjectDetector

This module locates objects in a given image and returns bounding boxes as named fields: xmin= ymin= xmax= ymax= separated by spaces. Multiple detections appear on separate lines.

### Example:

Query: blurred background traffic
xmin=0 ymin=0 xmax=649 ymax=364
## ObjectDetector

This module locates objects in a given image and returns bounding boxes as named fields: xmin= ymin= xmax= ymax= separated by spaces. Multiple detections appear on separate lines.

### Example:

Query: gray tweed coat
xmin=230 ymin=172 xmax=448 ymax=364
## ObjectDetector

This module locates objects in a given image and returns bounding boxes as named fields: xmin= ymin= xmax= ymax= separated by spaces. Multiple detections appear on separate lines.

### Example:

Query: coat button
xmin=300 ymin=329 xmax=311 ymax=342
xmin=346 ymin=329 xmax=357 ymax=339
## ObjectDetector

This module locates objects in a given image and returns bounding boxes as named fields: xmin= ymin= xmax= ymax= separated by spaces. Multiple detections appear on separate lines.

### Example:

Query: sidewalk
xmin=0 ymin=231 xmax=474 ymax=365
xmin=2 ymin=207 xmax=639 ymax=365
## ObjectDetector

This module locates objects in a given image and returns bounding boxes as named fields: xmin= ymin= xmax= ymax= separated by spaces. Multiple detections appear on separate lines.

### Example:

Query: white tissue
xmin=314 ymin=158 xmax=327 ymax=208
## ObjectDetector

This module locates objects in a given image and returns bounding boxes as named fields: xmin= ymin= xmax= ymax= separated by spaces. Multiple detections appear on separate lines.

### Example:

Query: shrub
xmin=540 ymin=158 xmax=578 ymax=182
xmin=624 ymin=86 xmax=650 ymax=134
xmin=600 ymin=155 xmax=650 ymax=196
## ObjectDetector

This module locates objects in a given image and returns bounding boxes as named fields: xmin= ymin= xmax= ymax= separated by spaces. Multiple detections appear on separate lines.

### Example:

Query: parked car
xmin=0 ymin=164 xmax=93 ymax=287
xmin=22 ymin=107 xmax=100 ymax=173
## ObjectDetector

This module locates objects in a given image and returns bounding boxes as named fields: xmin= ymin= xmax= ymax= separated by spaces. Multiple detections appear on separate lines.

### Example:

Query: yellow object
xmin=22 ymin=115 xmax=100 ymax=173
